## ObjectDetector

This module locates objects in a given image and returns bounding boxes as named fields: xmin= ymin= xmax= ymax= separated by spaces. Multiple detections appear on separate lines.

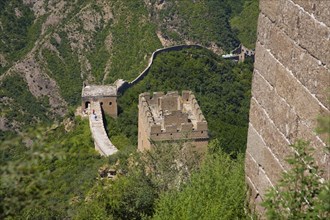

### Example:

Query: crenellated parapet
xmin=138 ymin=91 xmax=209 ymax=151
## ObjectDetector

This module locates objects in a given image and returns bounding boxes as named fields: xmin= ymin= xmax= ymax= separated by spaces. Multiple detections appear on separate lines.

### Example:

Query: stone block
xmin=159 ymin=95 xmax=179 ymax=112
xmin=260 ymin=0 xmax=330 ymax=66
xmin=256 ymin=14 xmax=272 ymax=47
xmin=182 ymin=90 xmax=191 ymax=102
xmin=181 ymin=123 xmax=193 ymax=131
xmin=292 ymin=0 xmax=330 ymax=27
xmin=249 ymin=99 xmax=292 ymax=169
xmin=150 ymin=124 xmax=162 ymax=134
xmin=257 ymin=31 xmax=329 ymax=109
xmin=294 ymin=122 xmax=330 ymax=179
xmin=245 ymin=152 xmax=273 ymax=198
xmin=251 ymin=69 xmax=274 ymax=112
xmin=252 ymin=70 xmax=299 ymax=141
xmin=259 ymin=0 xmax=281 ymax=22
xmin=253 ymin=42 xmax=276 ymax=86
xmin=189 ymin=130 xmax=208 ymax=139
xmin=197 ymin=121 xmax=208 ymax=130
xmin=247 ymin=124 xmax=284 ymax=184
xmin=165 ymin=125 xmax=177 ymax=133
xmin=296 ymin=8 xmax=330 ymax=66
xmin=275 ymin=61 xmax=326 ymax=130
xmin=245 ymin=152 xmax=260 ymax=185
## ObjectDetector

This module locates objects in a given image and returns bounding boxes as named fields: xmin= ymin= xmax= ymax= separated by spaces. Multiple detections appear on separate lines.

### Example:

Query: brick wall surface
xmin=246 ymin=0 xmax=330 ymax=213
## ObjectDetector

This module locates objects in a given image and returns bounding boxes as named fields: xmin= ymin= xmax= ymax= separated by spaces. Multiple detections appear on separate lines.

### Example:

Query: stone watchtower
xmin=82 ymin=84 xmax=118 ymax=117
xmin=138 ymin=91 xmax=209 ymax=152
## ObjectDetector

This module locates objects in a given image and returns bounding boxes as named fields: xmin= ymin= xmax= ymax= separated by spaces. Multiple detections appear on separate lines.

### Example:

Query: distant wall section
xmin=116 ymin=45 xmax=205 ymax=94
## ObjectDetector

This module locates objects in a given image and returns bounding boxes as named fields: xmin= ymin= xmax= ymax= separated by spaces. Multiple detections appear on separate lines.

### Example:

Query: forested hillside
xmin=1 ymin=0 xmax=259 ymax=219
xmin=1 ymin=47 xmax=253 ymax=219
xmin=0 ymin=0 xmax=258 ymax=133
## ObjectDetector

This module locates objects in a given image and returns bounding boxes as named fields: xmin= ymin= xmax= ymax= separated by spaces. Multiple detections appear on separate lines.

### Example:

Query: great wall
xmin=83 ymin=45 xmax=206 ymax=156
xmin=84 ymin=44 xmax=252 ymax=156
xmin=246 ymin=0 xmax=330 ymax=214
xmin=115 ymin=44 xmax=253 ymax=93
xmin=138 ymin=91 xmax=209 ymax=152
xmin=115 ymin=44 xmax=205 ymax=93
xmin=88 ymin=101 xmax=118 ymax=156
xmin=82 ymin=2 xmax=329 ymax=215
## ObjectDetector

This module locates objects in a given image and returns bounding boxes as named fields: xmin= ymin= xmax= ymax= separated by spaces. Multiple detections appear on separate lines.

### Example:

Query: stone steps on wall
xmin=88 ymin=101 xmax=118 ymax=156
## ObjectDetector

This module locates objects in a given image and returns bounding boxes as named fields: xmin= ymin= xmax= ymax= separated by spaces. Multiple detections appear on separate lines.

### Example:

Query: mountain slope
xmin=0 ymin=0 xmax=257 ymax=133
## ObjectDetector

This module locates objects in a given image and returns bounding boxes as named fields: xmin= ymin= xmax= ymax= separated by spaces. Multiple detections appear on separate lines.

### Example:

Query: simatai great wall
xmin=87 ymin=44 xmax=249 ymax=157
xmin=245 ymin=0 xmax=330 ymax=213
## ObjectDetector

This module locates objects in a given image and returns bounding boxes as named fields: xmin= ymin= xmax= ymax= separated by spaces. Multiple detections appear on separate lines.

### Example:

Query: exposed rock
xmin=63 ymin=118 xmax=75 ymax=132
xmin=207 ymin=42 xmax=223 ymax=55
xmin=41 ymin=0 xmax=69 ymax=34
xmin=104 ymin=33 xmax=113 ymax=52
xmin=23 ymin=0 xmax=46 ymax=17
xmin=0 ymin=117 xmax=9 ymax=131
xmin=53 ymin=33 xmax=62 ymax=45
xmin=14 ymin=8 xmax=23 ymax=18
xmin=0 ymin=54 xmax=8 ymax=67
xmin=156 ymin=31 xmax=173 ymax=47
xmin=13 ymin=57 xmax=67 ymax=116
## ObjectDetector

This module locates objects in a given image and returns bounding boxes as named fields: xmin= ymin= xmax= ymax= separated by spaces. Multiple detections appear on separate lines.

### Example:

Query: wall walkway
xmin=116 ymin=44 xmax=205 ymax=93
xmin=89 ymin=43 xmax=246 ymax=156
xmin=89 ymin=101 xmax=118 ymax=156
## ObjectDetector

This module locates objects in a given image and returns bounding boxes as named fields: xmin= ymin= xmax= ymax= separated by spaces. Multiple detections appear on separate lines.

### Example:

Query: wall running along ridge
xmin=246 ymin=0 xmax=330 ymax=214
xmin=115 ymin=44 xmax=205 ymax=93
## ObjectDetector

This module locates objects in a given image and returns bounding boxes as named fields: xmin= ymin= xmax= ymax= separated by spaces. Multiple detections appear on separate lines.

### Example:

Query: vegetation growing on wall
xmin=153 ymin=141 xmax=246 ymax=220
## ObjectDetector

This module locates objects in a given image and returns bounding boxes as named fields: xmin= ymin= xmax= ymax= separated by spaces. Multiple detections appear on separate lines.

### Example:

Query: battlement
xmin=138 ymin=91 xmax=209 ymax=151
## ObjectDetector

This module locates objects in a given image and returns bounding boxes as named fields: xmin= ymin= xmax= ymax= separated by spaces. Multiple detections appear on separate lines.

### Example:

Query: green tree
xmin=262 ymin=141 xmax=330 ymax=219
xmin=143 ymin=141 xmax=202 ymax=193
xmin=152 ymin=140 xmax=247 ymax=220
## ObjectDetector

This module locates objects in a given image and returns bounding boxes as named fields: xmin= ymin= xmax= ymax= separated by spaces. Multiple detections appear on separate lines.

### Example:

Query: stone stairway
xmin=89 ymin=101 xmax=118 ymax=156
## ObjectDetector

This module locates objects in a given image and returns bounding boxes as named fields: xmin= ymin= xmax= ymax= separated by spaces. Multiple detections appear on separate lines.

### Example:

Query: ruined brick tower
xmin=246 ymin=0 xmax=330 ymax=213
xmin=138 ymin=91 xmax=209 ymax=152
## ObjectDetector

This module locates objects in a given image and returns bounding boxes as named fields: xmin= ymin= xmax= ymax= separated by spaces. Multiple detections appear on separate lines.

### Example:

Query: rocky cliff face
xmin=246 ymin=0 xmax=330 ymax=213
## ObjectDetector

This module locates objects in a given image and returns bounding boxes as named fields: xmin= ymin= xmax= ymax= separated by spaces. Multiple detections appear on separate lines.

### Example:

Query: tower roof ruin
xmin=82 ymin=85 xmax=117 ymax=98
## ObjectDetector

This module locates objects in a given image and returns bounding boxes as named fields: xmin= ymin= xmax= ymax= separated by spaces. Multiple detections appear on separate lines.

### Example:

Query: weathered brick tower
xmin=138 ymin=91 xmax=209 ymax=152
xmin=246 ymin=0 xmax=330 ymax=213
